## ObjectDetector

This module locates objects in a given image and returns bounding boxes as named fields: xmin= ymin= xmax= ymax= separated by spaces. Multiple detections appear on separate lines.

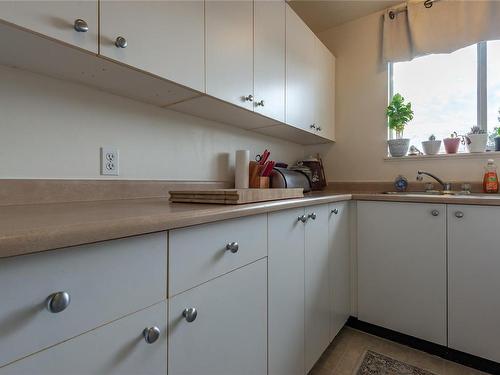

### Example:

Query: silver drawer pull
xmin=182 ymin=307 xmax=198 ymax=323
xmin=226 ymin=242 xmax=239 ymax=253
xmin=331 ymin=208 xmax=339 ymax=215
xmin=431 ymin=210 xmax=439 ymax=217
xmin=143 ymin=326 xmax=160 ymax=344
xmin=46 ymin=291 xmax=71 ymax=313
xmin=297 ymin=215 xmax=307 ymax=223
xmin=115 ymin=36 xmax=128 ymax=48
xmin=308 ymin=212 xmax=317 ymax=220
xmin=73 ymin=19 xmax=88 ymax=32
xmin=455 ymin=211 xmax=464 ymax=218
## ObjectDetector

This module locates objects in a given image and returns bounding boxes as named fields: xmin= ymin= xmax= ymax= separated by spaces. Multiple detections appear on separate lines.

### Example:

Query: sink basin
xmin=382 ymin=191 xmax=460 ymax=196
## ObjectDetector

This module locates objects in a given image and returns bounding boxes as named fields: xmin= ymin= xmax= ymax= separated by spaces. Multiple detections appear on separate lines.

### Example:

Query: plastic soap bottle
xmin=483 ymin=159 xmax=499 ymax=193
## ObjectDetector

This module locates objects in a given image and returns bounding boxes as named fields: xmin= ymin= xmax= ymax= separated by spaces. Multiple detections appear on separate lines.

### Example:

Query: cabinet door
xmin=304 ymin=204 xmax=330 ymax=373
xmin=206 ymin=0 xmax=254 ymax=110
xmin=254 ymin=0 xmax=285 ymax=122
xmin=100 ymin=0 xmax=204 ymax=92
xmin=169 ymin=259 xmax=267 ymax=375
xmin=268 ymin=208 xmax=305 ymax=375
xmin=357 ymin=201 xmax=447 ymax=345
xmin=285 ymin=4 xmax=315 ymax=131
xmin=315 ymin=39 xmax=335 ymax=140
xmin=328 ymin=202 xmax=350 ymax=341
xmin=0 ymin=1 xmax=98 ymax=53
xmin=448 ymin=205 xmax=500 ymax=363
xmin=0 ymin=302 xmax=167 ymax=375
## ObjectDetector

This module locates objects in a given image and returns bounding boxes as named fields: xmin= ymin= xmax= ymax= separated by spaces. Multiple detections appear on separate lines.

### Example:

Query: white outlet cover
xmin=100 ymin=147 xmax=119 ymax=176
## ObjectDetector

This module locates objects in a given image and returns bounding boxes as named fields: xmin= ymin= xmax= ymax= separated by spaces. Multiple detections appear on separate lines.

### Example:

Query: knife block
xmin=249 ymin=161 xmax=270 ymax=188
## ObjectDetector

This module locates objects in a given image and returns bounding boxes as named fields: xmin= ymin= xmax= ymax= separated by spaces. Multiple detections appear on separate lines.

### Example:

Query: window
xmin=390 ymin=41 xmax=500 ymax=153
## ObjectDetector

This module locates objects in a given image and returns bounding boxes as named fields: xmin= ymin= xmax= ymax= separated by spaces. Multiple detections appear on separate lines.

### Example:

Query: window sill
xmin=384 ymin=151 xmax=500 ymax=161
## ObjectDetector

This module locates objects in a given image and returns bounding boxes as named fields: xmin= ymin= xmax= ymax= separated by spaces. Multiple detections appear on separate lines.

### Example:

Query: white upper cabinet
xmin=315 ymin=39 xmax=335 ymax=140
xmin=285 ymin=4 xmax=316 ymax=132
xmin=448 ymin=205 xmax=500 ymax=363
xmin=100 ymin=0 xmax=205 ymax=92
xmin=0 ymin=0 xmax=98 ymax=53
xmin=205 ymin=0 xmax=254 ymax=110
xmin=254 ymin=0 xmax=285 ymax=122
xmin=357 ymin=201 xmax=447 ymax=345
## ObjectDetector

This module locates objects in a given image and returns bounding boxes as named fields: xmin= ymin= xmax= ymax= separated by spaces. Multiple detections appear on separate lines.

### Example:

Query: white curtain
xmin=383 ymin=0 xmax=500 ymax=62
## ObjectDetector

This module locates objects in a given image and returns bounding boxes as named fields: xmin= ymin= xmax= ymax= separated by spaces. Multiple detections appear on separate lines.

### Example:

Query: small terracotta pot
xmin=443 ymin=138 xmax=460 ymax=154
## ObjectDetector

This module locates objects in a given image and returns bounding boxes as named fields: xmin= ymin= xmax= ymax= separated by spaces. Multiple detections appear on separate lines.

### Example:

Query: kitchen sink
xmin=382 ymin=191 xmax=464 ymax=196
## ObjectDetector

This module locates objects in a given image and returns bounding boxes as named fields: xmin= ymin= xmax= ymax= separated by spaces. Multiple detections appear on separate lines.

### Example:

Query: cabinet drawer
xmin=0 ymin=301 xmax=167 ymax=375
xmin=0 ymin=232 xmax=166 ymax=367
xmin=169 ymin=214 xmax=267 ymax=296
xmin=168 ymin=259 xmax=267 ymax=375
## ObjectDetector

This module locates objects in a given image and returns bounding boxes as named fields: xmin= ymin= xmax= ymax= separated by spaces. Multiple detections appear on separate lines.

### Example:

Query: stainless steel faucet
xmin=416 ymin=171 xmax=452 ymax=191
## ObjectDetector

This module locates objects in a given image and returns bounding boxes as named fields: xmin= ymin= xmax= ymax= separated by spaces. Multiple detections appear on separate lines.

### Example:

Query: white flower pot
xmin=421 ymin=140 xmax=442 ymax=155
xmin=466 ymin=133 xmax=487 ymax=153
xmin=387 ymin=138 xmax=410 ymax=157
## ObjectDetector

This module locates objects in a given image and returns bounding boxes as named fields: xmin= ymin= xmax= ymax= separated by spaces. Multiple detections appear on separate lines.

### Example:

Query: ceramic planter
xmin=387 ymin=138 xmax=410 ymax=157
xmin=495 ymin=137 xmax=500 ymax=152
xmin=443 ymin=138 xmax=460 ymax=154
xmin=466 ymin=133 xmax=487 ymax=153
xmin=421 ymin=140 xmax=441 ymax=155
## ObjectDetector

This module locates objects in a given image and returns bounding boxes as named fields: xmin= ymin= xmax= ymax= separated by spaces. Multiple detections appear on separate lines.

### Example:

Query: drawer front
xmin=0 ymin=232 xmax=166 ymax=367
xmin=168 ymin=259 xmax=267 ymax=375
xmin=169 ymin=214 xmax=267 ymax=296
xmin=0 ymin=301 xmax=167 ymax=375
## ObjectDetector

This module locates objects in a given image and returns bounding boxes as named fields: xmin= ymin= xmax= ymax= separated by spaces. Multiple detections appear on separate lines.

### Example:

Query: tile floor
xmin=310 ymin=327 xmax=488 ymax=375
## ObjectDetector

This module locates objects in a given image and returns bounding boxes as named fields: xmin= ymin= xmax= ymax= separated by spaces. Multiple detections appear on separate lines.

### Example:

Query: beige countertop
xmin=3 ymin=190 xmax=500 ymax=259
xmin=0 ymin=192 xmax=351 ymax=258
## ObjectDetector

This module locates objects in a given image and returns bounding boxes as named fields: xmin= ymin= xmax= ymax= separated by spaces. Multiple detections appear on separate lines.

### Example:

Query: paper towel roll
xmin=235 ymin=150 xmax=250 ymax=189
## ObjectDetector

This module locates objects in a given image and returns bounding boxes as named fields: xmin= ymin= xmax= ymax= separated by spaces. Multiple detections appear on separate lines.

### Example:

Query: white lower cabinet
xmin=268 ymin=208 xmax=305 ymax=375
xmin=304 ymin=204 xmax=331 ymax=373
xmin=328 ymin=202 xmax=350 ymax=341
xmin=168 ymin=259 xmax=267 ymax=375
xmin=448 ymin=205 xmax=500 ymax=363
xmin=0 ymin=302 xmax=167 ymax=375
xmin=357 ymin=201 xmax=447 ymax=345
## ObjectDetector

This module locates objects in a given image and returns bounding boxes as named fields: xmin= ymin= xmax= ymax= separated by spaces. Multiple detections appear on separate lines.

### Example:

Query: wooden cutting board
xmin=169 ymin=188 xmax=304 ymax=205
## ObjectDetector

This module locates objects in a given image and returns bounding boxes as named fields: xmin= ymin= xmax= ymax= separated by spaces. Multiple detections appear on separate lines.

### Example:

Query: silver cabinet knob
xmin=226 ymin=242 xmax=239 ymax=253
xmin=143 ymin=326 xmax=160 ymax=344
xmin=182 ymin=307 xmax=197 ymax=323
xmin=331 ymin=208 xmax=339 ymax=215
xmin=431 ymin=210 xmax=440 ymax=217
xmin=310 ymin=124 xmax=316 ymax=129
xmin=255 ymin=100 xmax=265 ymax=107
xmin=115 ymin=36 xmax=128 ymax=48
xmin=297 ymin=215 xmax=307 ymax=223
xmin=243 ymin=94 xmax=253 ymax=102
xmin=73 ymin=19 xmax=89 ymax=32
xmin=455 ymin=211 xmax=464 ymax=218
xmin=308 ymin=212 xmax=317 ymax=220
xmin=46 ymin=291 xmax=71 ymax=313
xmin=316 ymin=126 xmax=322 ymax=132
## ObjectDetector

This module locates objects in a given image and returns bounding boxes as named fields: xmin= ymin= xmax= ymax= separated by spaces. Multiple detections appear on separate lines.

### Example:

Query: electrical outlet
xmin=100 ymin=147 xmax=119 ymax=176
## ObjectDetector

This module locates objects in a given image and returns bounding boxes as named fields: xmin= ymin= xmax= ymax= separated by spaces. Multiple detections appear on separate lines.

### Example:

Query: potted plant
xmin=494 ymin=128 xmax=500 ymax=152
xmin=421 ymin=134 xmax=441 ymax=155
xmin=464 ymin=126 xmax=487 ymax=153
xmin=386 ymin=93 xmax=414 ymax=157
xmin=443 ymin=132 xmax=461 ymax=154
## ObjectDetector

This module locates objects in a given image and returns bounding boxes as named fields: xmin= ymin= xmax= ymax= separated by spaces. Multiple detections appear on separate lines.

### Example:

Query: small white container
xmin=235 ymin=150 xmax=250 ymax=188
xmin=466 ymin=133 xmax=488 ymax=153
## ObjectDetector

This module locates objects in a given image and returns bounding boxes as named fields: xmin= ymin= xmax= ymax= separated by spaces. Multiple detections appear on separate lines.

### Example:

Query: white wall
xmin=0 ymin=65 xmax=304 ymax=181
xmin=307 ymin=10 xmax=499 ymax=183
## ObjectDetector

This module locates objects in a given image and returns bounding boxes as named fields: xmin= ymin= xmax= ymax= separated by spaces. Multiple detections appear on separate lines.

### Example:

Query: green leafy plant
xmin=468 ymin=126 xmax=486 ymax=135
xmin=428 ymin=134 xmax=436 ymax=141
xmin=386 ymin=93 xmax=414 ymax=138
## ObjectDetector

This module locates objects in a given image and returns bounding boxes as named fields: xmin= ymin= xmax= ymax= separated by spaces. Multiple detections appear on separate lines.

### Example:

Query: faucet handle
xmin=443 ymin=183 xmax=452 ymax=191
xmin=416 ymin=174 xmax=423 ymax=181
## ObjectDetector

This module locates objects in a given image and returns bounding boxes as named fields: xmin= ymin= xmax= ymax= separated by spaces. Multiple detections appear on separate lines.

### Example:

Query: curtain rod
xmin=388 ymin=0 xmax=440 ymax=19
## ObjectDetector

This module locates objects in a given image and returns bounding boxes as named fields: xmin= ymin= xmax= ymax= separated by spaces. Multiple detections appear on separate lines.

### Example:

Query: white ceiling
xmin=288 ymin=0 xmax=402 ymax=33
